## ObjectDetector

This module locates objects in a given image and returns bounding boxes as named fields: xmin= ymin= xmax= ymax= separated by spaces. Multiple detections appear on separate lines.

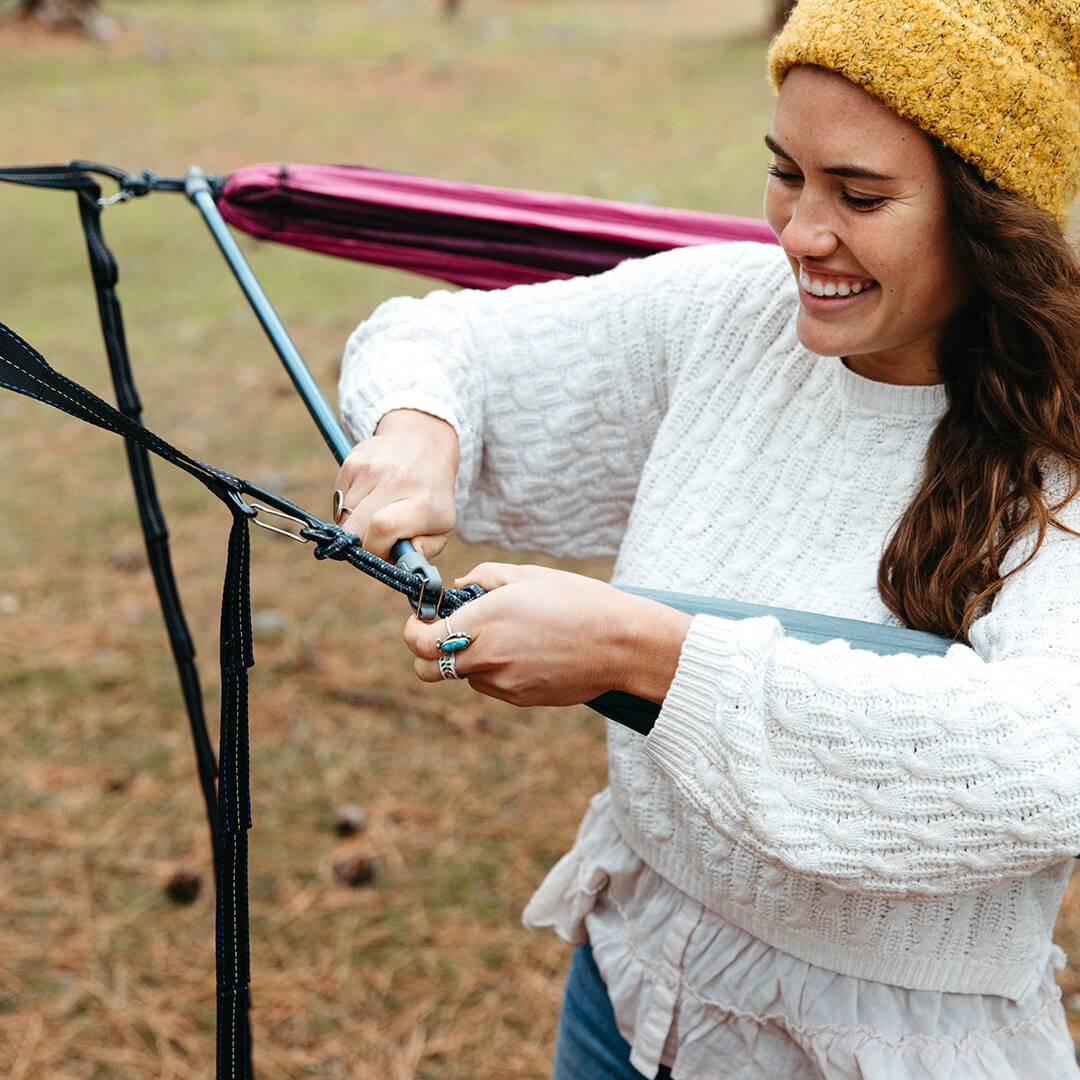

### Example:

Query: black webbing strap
xmin=0 ymin=318 xmax=254 ymax=1077
xmin=0 ymin=318 xmax=483 ymax=1077
xmin=0 ymin=162 xmax=190 ymax=197
xmin=0 ymin=161 xmax=248 ymax=1075
xmin=0 ymin=162 xmax=225 ymax=871
xmin=217 ymin=512 xmax=253 ymax=1077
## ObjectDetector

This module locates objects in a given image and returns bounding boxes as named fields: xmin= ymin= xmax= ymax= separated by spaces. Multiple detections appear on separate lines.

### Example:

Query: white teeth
xmin=799 ymin=267 xmax=869 ymax=298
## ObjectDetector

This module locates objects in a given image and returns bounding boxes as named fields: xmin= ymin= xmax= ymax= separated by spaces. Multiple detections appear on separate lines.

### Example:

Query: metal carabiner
xmin=97 ymin=188 xmax=133 ymax=210
xmin=248 ymin=503 xmax=311 ymax=543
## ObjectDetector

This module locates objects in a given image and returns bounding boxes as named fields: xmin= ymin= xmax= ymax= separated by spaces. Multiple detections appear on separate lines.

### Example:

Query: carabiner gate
xmin=249 ymin=503 xmax=311 ymax=543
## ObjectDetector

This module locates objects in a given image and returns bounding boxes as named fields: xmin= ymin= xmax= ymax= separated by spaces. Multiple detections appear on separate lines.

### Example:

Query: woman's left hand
xmin=403 ymin=563 xmax=692 ymax=708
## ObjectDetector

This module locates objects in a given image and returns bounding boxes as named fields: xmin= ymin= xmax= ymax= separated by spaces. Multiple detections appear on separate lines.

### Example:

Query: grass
xmin=2 ymin=1 xmax=1079 ymax=1076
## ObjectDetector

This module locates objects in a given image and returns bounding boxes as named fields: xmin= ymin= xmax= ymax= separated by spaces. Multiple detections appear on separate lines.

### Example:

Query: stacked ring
xmin=438 ymin=653 xmax=461 ymax=680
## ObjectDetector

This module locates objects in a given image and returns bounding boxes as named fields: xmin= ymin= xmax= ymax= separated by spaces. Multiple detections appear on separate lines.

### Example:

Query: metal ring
xmin=438 ymin=653 xmax=461 ymax=680
xmin=435 ymin=616 xmax=472 ymax=654
xmin=332 ymin=490 xmax=354 ymax=525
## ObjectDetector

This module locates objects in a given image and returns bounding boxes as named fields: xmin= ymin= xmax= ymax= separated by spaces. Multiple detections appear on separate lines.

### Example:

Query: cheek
xmin=897 ymin=240 xmax=965 ymax=314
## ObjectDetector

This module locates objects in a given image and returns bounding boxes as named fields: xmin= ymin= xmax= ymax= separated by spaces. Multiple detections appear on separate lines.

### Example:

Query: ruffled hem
xmin=522 ymin=788 xmax=631 ymax=944
xmin=522 ymin=788 xmax=1080 ymax=1080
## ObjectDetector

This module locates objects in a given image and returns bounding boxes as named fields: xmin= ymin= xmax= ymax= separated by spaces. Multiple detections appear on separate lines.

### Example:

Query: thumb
xmin=454 ymin=561 xmax=528 ymax=592
xmin=409 ymin=532 xmax=450 ymax=561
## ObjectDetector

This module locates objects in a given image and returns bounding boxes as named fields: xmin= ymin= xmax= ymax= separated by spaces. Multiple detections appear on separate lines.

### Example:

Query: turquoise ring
xmin=436 ymin=616 xmax=473 ymax=654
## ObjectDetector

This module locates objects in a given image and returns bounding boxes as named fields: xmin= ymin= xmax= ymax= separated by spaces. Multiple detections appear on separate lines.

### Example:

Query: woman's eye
xmin=767 ymin=163 xmax=802 ymax=184
xmin=841 ymin=191 xmax=887 ymax=211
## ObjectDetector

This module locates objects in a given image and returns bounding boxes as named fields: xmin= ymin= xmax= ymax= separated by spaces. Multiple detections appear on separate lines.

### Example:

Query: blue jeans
xmin=552 ymin=943 xmax=673 ymax=1080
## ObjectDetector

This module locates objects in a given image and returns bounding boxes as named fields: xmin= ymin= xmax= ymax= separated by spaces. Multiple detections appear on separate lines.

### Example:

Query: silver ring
xmin=332 ymin=490 xmax=354 ymax=524
xmin=435 ymin=615 xmax=472 ymax=654
xmin=438 ymin=652 xmax=461 ymax=680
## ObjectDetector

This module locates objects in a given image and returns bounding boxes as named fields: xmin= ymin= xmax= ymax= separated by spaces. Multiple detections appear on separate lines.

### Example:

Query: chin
xmin=794 ymin=317 xmax=855 ymax=359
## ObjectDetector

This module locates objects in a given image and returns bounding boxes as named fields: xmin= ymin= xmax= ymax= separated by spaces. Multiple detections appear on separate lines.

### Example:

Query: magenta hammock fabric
xmin=219 ymin=163 xmax=777 ymax=290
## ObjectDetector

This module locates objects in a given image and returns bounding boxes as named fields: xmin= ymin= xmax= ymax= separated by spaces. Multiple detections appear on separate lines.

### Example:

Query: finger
xmin=414 ymin=654 xmax=474 ymax=684
xmin=336 ymin=488 xmax=377 ymax=542
xmin=366 ymin=498 xmax=453 ymax=562
xmin=333 ymin=488 xmax=369 ymax=527
xmin=404 ymin=612 xmax=481 ymax=660
xmin=334 ymin=451 xmax=379 ymax=509
xmin=414 ymin=656 xmax=444 ymax=683
xmin=342 ymin=508 xmax=449 ymax=563
xmin=403 ymin=614 xmax=440 ymax=660
xmin=461 ymin=675 xmax=516 ymax=705
xmin=454 ymin=562 xmax=526 ymax=591
xmin=339 ymin=492 xmax=405 ymax=560
xmin=400 ymin=532 xmax=450 ymax=562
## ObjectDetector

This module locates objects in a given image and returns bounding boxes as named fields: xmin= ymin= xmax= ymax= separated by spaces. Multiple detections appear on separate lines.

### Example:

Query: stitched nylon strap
xmin=0 ymin=163 xmax=227 ymax=880
xmin=217 ymin=513 xmax=253 ymax=1077
xmin=0 ymin=319 xmax=485 ymax=1077
xmin=0 ymin=319 xmax=256 ymax=1078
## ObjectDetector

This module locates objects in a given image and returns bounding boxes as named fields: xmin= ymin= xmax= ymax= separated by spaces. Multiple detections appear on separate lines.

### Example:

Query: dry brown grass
xmin=1 ymin=1 xmax=1079 ymax=1076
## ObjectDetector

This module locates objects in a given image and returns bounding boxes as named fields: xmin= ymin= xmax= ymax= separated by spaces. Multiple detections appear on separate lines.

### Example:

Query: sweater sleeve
xmin=644 ymin=501 xmax=1080 ymax=899
xmin=338 ymin=242 xmax=782 ymax=556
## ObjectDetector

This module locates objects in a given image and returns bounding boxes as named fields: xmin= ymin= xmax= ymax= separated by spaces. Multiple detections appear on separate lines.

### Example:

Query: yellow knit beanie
xmin=768 ymin=0 xmax=1080 ymax=224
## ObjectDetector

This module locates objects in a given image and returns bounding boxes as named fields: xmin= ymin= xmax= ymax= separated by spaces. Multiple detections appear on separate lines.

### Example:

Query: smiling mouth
xmin=799 ymin=267 xmax=878 ymax=298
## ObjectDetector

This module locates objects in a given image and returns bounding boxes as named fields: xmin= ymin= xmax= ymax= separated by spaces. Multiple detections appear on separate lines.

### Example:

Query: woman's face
xmin=764 ymin=66 xmax=971 ymax=386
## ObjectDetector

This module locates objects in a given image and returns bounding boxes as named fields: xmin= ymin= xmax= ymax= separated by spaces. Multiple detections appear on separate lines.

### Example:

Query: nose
xmin=776 ymin=188 xmax=839 ymax=262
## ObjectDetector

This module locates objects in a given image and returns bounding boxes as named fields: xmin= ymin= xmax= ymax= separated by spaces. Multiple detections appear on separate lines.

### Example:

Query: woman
xmin=335 ymin=0 xmax=1080 ymax=1076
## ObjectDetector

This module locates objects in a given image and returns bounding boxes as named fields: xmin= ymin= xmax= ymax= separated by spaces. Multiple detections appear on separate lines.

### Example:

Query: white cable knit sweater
xmin=338 ymin=241 xmax=1080 ymax=1006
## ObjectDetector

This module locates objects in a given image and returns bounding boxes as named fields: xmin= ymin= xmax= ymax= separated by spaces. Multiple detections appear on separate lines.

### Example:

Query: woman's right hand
xmin=333 ymin=409 xmax=460 ymax=561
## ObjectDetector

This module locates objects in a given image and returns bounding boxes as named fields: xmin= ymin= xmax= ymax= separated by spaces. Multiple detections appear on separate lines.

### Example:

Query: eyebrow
xmin=764 ymin=135 xmax=894 ymax=182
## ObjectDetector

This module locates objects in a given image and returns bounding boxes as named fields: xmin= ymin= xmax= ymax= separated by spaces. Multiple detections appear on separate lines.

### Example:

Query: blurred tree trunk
xmin=771 ymin=0 xmax=796 ymax=32
xmin=18 ymin=0 xmax=113 ymax=38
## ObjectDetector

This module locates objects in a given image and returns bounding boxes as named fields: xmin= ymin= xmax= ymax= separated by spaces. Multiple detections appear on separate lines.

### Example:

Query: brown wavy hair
xmin=878 ymin=148 xmax=1080 ymax=641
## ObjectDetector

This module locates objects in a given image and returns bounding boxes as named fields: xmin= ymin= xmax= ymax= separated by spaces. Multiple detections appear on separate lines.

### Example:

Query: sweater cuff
xmin=643 ymin=613 xmax=781 ymax=789
xmin=338 ymin=350 xmax=481 ymax=514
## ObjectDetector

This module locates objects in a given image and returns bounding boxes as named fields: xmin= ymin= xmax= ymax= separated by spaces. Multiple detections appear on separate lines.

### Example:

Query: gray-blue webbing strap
xmin=590 ymin=587 xmax=952 ymax=734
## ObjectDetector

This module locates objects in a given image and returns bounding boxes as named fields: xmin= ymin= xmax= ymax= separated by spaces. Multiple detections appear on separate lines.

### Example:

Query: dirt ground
xmin=1 ymin=2 xmax=1079 ymax=1077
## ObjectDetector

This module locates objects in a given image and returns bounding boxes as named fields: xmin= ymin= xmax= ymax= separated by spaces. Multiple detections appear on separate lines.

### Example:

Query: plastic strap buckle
xmin=395 ymin=548 xmax=444 ymax=622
